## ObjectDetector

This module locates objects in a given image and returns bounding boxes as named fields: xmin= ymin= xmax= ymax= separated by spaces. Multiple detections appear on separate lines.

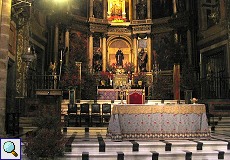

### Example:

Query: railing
xmin=200 ymin=77 xmax=230 ymax=99
xmin=26 ymin=75 xmax=60 ymax=97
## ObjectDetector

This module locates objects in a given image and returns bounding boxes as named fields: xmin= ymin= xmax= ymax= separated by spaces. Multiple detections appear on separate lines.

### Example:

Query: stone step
xmin=21 ymin=127 xmax=230 ymax=160
xmin=19 ymin=117 xmax=34 ymax=127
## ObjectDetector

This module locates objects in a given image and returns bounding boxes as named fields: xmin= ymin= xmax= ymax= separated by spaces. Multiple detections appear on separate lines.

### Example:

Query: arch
xmin=107 ymin=35 xmax=133 ymax=66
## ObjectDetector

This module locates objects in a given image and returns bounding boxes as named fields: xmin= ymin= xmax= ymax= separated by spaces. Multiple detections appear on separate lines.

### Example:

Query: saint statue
xmin=111 ymin=0 xmax=122 ymax=16
xmin=115 ymin=49 xmax=124 ymax=67
xmin=93 ymin=48 xmax=102 ymax=72
xmin=49 ymin=62 xmax=57 ymax=75
xmin=138 ymin=48 xmax=148 ymax=72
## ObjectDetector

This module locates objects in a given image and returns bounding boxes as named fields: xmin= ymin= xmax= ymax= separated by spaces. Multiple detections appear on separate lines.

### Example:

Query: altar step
xmin=21 ymin=127 xmax=230 ymax=160
xmin=212 ymin=117 xmax=230 ymax=131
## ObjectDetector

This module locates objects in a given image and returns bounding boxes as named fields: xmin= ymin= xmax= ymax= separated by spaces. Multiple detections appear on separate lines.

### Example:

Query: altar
xmin=97 ymin=88 xmax=143 ymax=100
xmin=107 ymin=104 xmax=210 ymax=141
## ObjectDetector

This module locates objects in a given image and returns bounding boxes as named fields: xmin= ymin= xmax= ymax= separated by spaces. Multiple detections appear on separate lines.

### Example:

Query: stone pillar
xmin=0 ymin=0 xmax=12 ymax=136
xmin=173 ymin=64 xmax=180 ymax=100
xmin=89 ymin=0 xmax=93 ymax=17
xmin=173 ymin=0 xmax=177 ymax=14
xmin=103 ymin=0 xmax=107 ymax=19
xmin=122 ymin=0 xmax=126 ymax=19
xmin=102 ymin=34 xmax=107 ymax=71
xmin=132 ymin=34 xmax=138 ymax=72
xmin=89 ymin=33 xmax=94 ymax=72
xmin=129 ymin=0 xmax=133 ymax=21
xmin=147 ymin=34 xmax=152 ymax=71
xmin=133 ymin=0 xmax=137 ymax=20
xmin=147 ymin=0 xmax=151 ymax=19
xmin=54 ymin=24 xmax=59 ymax=63
xmin=65 ymin=29 xmax=70 ymax=65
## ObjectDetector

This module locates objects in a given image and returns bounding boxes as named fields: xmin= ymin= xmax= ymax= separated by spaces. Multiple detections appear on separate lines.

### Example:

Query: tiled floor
xmin=21 ymin=127 xmax=230 ymax=160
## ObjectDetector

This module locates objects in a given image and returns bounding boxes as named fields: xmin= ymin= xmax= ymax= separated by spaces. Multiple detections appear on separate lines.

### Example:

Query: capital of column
xmin=132 ymin=34 xmax=138 ymax=39
xmin=101 ymin=33 xmax=107 ymax=38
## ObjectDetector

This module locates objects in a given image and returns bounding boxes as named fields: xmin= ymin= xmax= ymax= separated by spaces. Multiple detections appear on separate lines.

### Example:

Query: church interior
xmin=0 ymin=0 xmax=230 ymax=159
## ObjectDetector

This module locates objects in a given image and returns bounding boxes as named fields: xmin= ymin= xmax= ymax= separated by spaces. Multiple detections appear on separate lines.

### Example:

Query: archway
xmin=107 ymin=36 xmax=132 ymax=66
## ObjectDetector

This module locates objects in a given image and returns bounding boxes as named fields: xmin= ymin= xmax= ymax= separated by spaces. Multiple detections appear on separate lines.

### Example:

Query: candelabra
xmin=117 ymin=81 xmax=131 ymax=104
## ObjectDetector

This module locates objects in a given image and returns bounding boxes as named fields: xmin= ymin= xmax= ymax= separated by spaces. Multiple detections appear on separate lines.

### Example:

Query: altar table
xmin=107 ymin=104 xmax=211 ymax=141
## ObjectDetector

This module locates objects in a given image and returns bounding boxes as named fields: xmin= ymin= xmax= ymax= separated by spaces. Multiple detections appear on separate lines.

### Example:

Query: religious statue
xmin=49 ymin=62 xmax=57 ymax=75
xmin=93 ymin=48 xmax=102 ymax=72
xmin=115 ymin=49 xmax=124 ymax=67
xmin=111 ymin=0 xmax=122 ymax=16
xmin=136 ymin=0 xmax=147 ymax=20
xmin=138 ymin=48 xmax=148 ymax=72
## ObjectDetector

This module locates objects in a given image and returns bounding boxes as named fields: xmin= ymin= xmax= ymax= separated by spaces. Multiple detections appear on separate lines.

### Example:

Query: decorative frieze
xmin=132 ymin=24 xmax=151 ymax=34
xmin=90 ymin=23 xmax=108 ymax=33
xmin=108 ymin=26 xmax=130 ymax=33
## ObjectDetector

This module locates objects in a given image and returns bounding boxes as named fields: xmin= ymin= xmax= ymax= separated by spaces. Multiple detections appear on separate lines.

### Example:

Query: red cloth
xmin=128 ymin=92 xmax=144 ymax=104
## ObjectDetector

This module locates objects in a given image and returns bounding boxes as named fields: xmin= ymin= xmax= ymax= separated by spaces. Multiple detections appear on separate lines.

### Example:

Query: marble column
xmin=89 ymin=33 xmax=94 ymax=72
xmin=89 ymin=0 xmax=94 ymax=17
xmin=147 ymin=0 xmax=151 ymax=19
xmin=65 ymin=29 xmax=70 ymax=65
xmin=132 ymin=34 xmax=138 ymax=72
xmin=0 ymin=0 xmax=11 ymax=136
xmin=54 ymin=24 xmax=59 ymax=63
xmin=102 ymin=34 xmax=107 ymax=71
xmin=147 ymin=34 xmax=152 ymax=71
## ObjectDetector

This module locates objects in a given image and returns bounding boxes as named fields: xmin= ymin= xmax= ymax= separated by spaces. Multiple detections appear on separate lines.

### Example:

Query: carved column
xmin=147 ymin=0 xmax=151 ymax=19
xmin=133 ymin=0 xmax=137 ymax=20
xmin=54 ymin=24 xmax=59 ymax=63
xmin=89 ymin=0 xmax=94 ymax=17
xmin=147 ymin=34 xmax=152 ymax=71
xmin=132 ymin=34 xmax=138 ymax=72
xmin=65 ymin=29 xmax=70 ymax=65
xmin=0 ymin=0 xmax=11 ymax=136
xmin=102 ymin=34 xmax=107 ymax=71
xmin=89 ymin=33 xmax=94 ymax=72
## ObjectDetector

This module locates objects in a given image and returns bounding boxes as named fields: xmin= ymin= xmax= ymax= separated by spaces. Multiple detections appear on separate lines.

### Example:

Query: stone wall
xmin=0 ymin=0 xmax=12 ymax=136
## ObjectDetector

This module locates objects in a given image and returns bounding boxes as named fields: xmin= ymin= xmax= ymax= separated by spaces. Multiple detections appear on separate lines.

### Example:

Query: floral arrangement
xmin=123 ymin=62 xmax=135 ymax=73
xmin=107 ymin=15 xmax=126 ymax=22
xmin=99 ymin=71 xmax=110 ymax=81
xmin=107 ymin=63 xmax=117 ymax=73
xmin=133 ymin=72 xmax=147 ymax=84
xmin=60 ymin=71 xmax=80 ymax=89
